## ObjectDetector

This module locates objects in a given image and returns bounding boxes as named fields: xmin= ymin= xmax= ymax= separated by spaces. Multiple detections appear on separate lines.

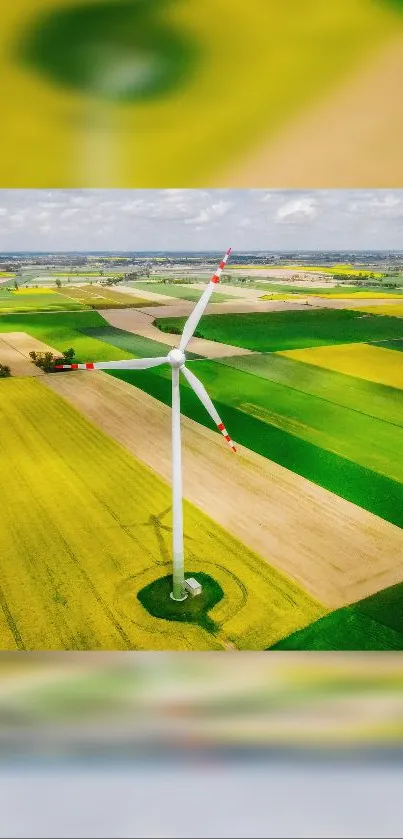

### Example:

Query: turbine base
xmin=170 ymin=591 xmax=188 ymax=602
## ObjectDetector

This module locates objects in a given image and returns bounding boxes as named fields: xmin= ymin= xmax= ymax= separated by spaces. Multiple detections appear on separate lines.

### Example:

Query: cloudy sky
xmin=0 ymin=189 xmax=403 ymax=251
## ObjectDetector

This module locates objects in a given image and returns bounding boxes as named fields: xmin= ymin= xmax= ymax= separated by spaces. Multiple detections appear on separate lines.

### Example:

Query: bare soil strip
xmin=100 ymin=308 xmax=253 ymax=357
xmin=116 ymin=285 xmax=176 ymax=304
xmin=45 ymin=372 xmax=403 ymax=609
xmin=0 ymin=333 xmax=59 ymax=377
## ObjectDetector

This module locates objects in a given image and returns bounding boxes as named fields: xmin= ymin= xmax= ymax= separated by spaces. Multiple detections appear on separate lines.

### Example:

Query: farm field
xmin=20 ymin=276 xmax=106 ymax=287
xmin=156 ymin=308 xmax=403 ymax=353
xmin=80 ymin=324 xmax=200 ymax=360
xmin=118 ymin=359 xmax=403 ymax=484
xmin=319 ymin=291 xmax=403 ymax=299
xmin=0 ymin=332 xmax=61 ymax=377
xmin=217 ymin=352 xmax=403 ymax=427
xmin=47 ymin=371 xmax=403 ymax=611
xmin=0 ymin=311 xmax=135 ymax=363
xmin=228 ymin=280 xmax=403 ymax=295
xmin=373 ymin=339 xmax=403 ymax=352
xmin=54 ymin=286 xmax=156 ymax=309
xmin=110 ymin=364 xmax=403 ymax=529
xmin=260 ymin=290 xmax=403 ymax=301
xmin=274 ymin=265 xmax=384 ymax=278
xmin=1 ymin=298 xmax=402 ymax=651
xmin=347 ymin=303 xmax=403 ymax=317
xmin=271 ymin=583 xmax=403 ymax=651
xmin=131 ymin=282 xmax=233 ymax=303
xmin=279 ymin=343 xmax=403 ymax=390
xmin=0 ymin=288 xmax=85 ymax=313
xmin=0 ymin=377 xmax=323 ymax=650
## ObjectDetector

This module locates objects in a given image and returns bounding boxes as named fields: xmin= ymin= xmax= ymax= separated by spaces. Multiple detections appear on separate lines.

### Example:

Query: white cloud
xmin=185 ymin=200 xmax=232 ymax=226
xmin=0 ymin=188 xmax=402 ymax=250
xmin=9 ymin=213 xmax=26 ymax=226
xmin=38 ymin=201 xmax=65 ymax=209
xmin=60 ymin=208 xmax=80 ymax=219
xmin=211 ymin=200 xmax=232 ymax=217
xmin=70 ymin=195 xmax=94 ymax=207
xmin=276 ymin=197 xmax=317 ymax=222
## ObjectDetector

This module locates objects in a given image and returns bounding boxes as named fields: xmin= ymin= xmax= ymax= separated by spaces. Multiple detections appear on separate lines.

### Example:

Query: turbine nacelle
xmin=168 ymin=348 xmax=186 ymax=368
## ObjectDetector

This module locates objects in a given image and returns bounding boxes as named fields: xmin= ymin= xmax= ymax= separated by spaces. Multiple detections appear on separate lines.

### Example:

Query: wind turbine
xmin=55 ymin=248 xmax=236 ymax=602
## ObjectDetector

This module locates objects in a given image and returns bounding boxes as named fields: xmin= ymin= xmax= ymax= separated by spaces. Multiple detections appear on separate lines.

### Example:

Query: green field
xmin=372 ymin=339 xmax=403 ymax=352
xmin=271 ymin=583 xmax=403 ymax=650
xmin=108 ymin=365 xmax=403 ymax=529
xmin=0 ymin=311 xmax=135 ymax=363
xmin=1 ymin=309 xmax=402 ymax=526
xmin=1 ymin=303 xmax=403 ymax=651
xmin=185 ymin=361 xmax=403 ymax=482
xmin=223 ymin=278 xmax=403 ymax=294
xmin=131 ymin=282 xmax=233 ymax=303
xmin=80 ymin=324 xmax=201 ymax=360
xmin=156 ymin=309 xmax=403 ymax=352
xmin=0 ymin=378 xmax=323 ymax=650
xmin=0 ymin=288 xmax=86 ymax=313
xmin=218 ymin=352 xmax=403 ymax=427
xmin=54 ymin=286 xmax=156 ymax=309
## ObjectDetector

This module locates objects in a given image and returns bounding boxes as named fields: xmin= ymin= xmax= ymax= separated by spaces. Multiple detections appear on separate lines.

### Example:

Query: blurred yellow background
xmin=2 ymin=0 xmax=403 ymax=187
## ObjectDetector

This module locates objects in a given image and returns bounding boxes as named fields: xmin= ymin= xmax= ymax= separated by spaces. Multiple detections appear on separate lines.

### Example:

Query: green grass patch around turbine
xmin=138 ymin=572 xmax=224 ymax=633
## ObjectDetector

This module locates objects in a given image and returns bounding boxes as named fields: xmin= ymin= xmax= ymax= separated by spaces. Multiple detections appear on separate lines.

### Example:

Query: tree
xmin=55 ymin=278 xmax=62 ymax=287
xmin=0 ymin=364 xmax=11 ymax=378
xmin=29 ymin=347 xmax=75 ymax=373
xmin=14 ymin=280 xmax=18 ymax=290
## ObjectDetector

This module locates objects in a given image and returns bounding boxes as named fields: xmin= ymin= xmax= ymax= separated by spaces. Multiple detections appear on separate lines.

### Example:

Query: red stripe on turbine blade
xmin=71 ymin=364 xmax=78 ymax=370
xmin=217 ymin=423 xmax=225 ymax=431
xmin=211 ymin=274 xmax=220 ymax=284
xmin=85 ymin=363 xmax=95 ymax=369
xmin=219 ymin=260 xmax=225 ymax=269
xmin=225 ymin=434 xmax=231 ymax=442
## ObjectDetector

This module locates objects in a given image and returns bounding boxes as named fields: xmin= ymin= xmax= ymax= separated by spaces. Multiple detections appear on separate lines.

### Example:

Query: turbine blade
xmin=179 ymin=248 xmax=232 ymax=351
xmin=54 ymin=356 xmax=168 ymax=371
xmin=181 ymin=366 xmax=236 ymax=452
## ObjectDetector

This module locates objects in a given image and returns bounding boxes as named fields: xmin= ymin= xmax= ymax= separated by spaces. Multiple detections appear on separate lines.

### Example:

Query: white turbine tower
xmin=55 ymin=248 xmax=235 ymax=601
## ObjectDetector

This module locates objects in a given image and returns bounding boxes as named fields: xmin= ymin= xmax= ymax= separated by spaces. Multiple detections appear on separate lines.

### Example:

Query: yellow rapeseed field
xmin=347 ymin=303 xmax=403 ymax=316
xmin=0 ymin=378 xmax=323 ymax=650
xmin=12 ymin=288 xmax=57 ymax=295
xmin=319 ymin=292 xmax=403 ymax=300
xmin=278 ymin=343 xmax=403 ymax=390
xmin=259 ymin=294 xmax=305 ymax=301
xmin=276 ymin=266 xmax=383 ymax=278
